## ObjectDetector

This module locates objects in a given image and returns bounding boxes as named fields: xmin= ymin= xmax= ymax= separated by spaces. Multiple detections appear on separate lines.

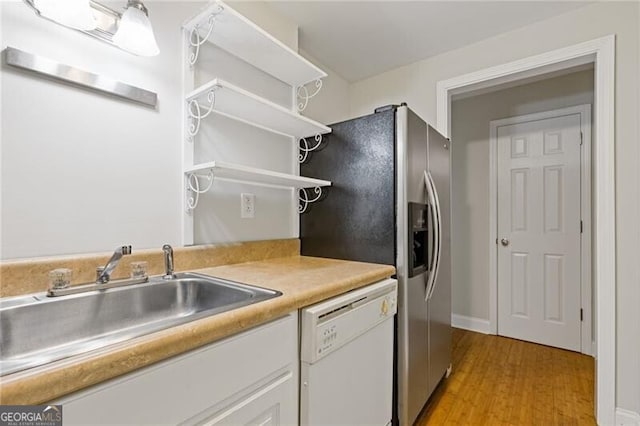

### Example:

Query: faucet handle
xmin=48 ymin=268 xmax=72 ymax=292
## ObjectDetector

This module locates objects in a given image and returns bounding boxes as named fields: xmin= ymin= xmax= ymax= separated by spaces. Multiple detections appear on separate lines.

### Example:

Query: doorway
xmin=436 ymin=35 xmax=615 ymax=423
xmin=491 ymin=105 xmax=592 ymax=354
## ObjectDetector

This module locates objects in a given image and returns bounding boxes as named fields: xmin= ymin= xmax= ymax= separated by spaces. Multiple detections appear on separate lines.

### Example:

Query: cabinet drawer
xmin=57 ymin=314 xmax=297 ymax=425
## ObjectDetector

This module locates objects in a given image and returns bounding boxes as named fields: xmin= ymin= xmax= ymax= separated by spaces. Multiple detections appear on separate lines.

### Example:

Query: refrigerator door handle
xmin=424 ymin=170 xmax=441 ymax=301
xmin=427 ymin=170 xmax=443 ymax=300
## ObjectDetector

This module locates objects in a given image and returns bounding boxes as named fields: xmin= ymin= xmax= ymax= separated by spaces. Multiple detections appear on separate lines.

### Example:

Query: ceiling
xmin=268 ymin=1 xmax=592 ymax=82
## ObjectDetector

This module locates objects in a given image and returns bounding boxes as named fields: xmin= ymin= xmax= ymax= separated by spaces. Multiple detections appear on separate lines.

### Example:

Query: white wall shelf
xmin=186 ymin=161 xmax=331 ymax=188
xmin=183 ymin=0 xmax=327 ymax=87
xmin=181 ymin=1 xmax=331 ymax=244
xmin=185 ymin=161 xmax=331 ymax=212
xmin=187 ymin=78 xmax=331 ymax=140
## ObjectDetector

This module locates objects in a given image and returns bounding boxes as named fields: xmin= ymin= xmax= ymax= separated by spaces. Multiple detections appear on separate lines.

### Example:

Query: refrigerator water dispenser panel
xmin=408 ymin=202 xmax=428 ymax=278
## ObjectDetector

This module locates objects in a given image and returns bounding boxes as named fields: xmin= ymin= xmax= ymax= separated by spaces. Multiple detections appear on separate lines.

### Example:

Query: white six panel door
xmin=497 ymin=113 xmax=582 ymax=351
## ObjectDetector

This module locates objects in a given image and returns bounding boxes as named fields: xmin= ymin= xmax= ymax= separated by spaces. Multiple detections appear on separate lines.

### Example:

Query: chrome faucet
xmin=163 ymin=244 xmax=175 ymax=279
xmin=96 ymin=245 xmax=132 ymax=284
xmin=48 ymin=245 xmax=149 ymax=297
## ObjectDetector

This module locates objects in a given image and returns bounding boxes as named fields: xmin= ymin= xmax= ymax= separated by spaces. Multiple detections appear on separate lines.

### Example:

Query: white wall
xmin=450 ymin=69 xmax=594 ymax=320
xmin=0 ymin=1 xmax=310 ymax=258
xmin=230 ymin=1 xmax=297 ymax=52
xmin=637 ymin=3 xmax=640 ymax=415
xmin=1 ymin=1 xmax=199 ymax=259
xmin=349 ymin=1 xmax=640 ymax=414
xmin=299 ymin=49 xmax=350 ymax=125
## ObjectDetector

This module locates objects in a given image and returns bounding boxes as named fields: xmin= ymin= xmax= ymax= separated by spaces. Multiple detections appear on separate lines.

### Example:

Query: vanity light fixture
xmin=33 ymin=0 xmax=97 ymax=31
xmin=113 ymin=1 xmax=160 ymax=57
xmin=23 ymin=0 xmax=160 ymax=57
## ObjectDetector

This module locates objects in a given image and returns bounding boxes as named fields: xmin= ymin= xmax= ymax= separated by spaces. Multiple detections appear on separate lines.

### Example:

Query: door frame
xmin=489 ymin=105 xmax=592 ymax=355
xmin=436 ymin=35 xmax=615 ymax=424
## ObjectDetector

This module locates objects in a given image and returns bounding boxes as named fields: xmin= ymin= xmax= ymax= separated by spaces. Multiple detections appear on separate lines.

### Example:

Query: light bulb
xmin=113 ymin=3 xmax=160 ymax=57
xmin=34 ymin=0 xmax=97 ymax=31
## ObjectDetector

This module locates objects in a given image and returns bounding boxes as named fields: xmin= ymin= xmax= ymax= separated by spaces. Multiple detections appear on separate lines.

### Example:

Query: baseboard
xmin=616 ymin=408 xmax=640 ymax=425
xmin=451 ymin=314 xmax=491 ymax=334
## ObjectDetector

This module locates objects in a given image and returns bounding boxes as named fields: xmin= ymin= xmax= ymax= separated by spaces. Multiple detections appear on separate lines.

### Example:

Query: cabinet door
xmin=194 ymin=371 xmax=296 ymax=426
xmin=56 ymin=314 xmax=298 ymax=426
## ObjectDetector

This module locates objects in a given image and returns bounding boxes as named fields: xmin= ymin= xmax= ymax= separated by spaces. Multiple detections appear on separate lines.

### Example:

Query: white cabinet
xmin=55 ymin=314 xmax=298 ymax=426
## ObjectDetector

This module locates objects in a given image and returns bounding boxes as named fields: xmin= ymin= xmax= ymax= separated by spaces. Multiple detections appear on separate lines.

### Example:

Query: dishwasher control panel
xmin=301 ymin=279 xmax=398 ymax=363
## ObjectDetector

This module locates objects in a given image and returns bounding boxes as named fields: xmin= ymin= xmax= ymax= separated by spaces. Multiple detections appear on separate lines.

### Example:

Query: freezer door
xmin=395 ymin=107 xmax=430 ymax=426
xmin=401 ymin=274 xmax=430 ymax=423
xmin=426 ymin=125 xmax=452 ymax=396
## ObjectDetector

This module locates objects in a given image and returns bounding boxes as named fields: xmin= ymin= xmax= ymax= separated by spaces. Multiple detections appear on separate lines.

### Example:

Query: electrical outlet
xmin=241 ymin=193 xmax=255 ymax=218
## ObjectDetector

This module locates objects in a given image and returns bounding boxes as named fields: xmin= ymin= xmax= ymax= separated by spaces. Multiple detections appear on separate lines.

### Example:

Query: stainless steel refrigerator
xmin=300 ymin=104 xmax=451 ymax=426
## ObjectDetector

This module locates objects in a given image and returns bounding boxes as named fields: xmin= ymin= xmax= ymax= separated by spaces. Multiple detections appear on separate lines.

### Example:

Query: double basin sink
xmin=0 ymin=273 xmax=281 ymax=376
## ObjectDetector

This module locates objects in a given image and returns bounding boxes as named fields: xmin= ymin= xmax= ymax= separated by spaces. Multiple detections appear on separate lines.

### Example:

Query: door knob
xmin=501 ymin=238 xmax=510 ymax=247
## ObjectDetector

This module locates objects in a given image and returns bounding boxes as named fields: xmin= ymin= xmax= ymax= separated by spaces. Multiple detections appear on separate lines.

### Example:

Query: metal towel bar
xmin=2 ymin=46 xmax=158 ymax=107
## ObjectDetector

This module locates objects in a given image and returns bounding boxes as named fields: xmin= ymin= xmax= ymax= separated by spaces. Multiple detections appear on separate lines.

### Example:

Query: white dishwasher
xmin=300 ymin=278 xmax=397 ymax=426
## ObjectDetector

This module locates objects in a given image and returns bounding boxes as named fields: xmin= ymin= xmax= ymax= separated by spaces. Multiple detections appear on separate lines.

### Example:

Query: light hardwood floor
xmin=415 ymin=329 xmax=595 ymax=425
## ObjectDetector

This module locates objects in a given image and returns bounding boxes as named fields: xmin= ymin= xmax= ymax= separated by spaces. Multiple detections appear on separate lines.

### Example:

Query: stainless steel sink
xmin=0 ymin=273 xmax=281 ymax=376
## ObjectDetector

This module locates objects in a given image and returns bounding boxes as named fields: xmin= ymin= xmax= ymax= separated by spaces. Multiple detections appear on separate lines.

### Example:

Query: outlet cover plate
xmin=241 ymin=193 xmax=255 ymax=218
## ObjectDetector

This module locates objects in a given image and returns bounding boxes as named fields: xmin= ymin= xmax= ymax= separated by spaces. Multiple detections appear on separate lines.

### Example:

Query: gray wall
xmin=450 ymin=69 xmax=594 ymax=321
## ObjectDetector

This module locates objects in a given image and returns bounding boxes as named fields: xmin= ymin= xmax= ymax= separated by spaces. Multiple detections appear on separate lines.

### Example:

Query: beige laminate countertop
xmin=0 ymin=256 xmax=395 ymax=405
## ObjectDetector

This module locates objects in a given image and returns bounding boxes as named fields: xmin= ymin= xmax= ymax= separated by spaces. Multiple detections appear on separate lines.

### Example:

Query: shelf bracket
xmin=187 ymin=86 xmax=220 ymax=142
xmin=298 ymin=134 xmax=323 ymax=163
xmin=188 ymin=5 xmax=224 ymax=67
xmin=185 ymin=170 xmax=215 ymax=211
xmin=296 ymin=79 xmax=323 ymax=112
xmin=298 ymin=187 xmax=323 ymax=214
